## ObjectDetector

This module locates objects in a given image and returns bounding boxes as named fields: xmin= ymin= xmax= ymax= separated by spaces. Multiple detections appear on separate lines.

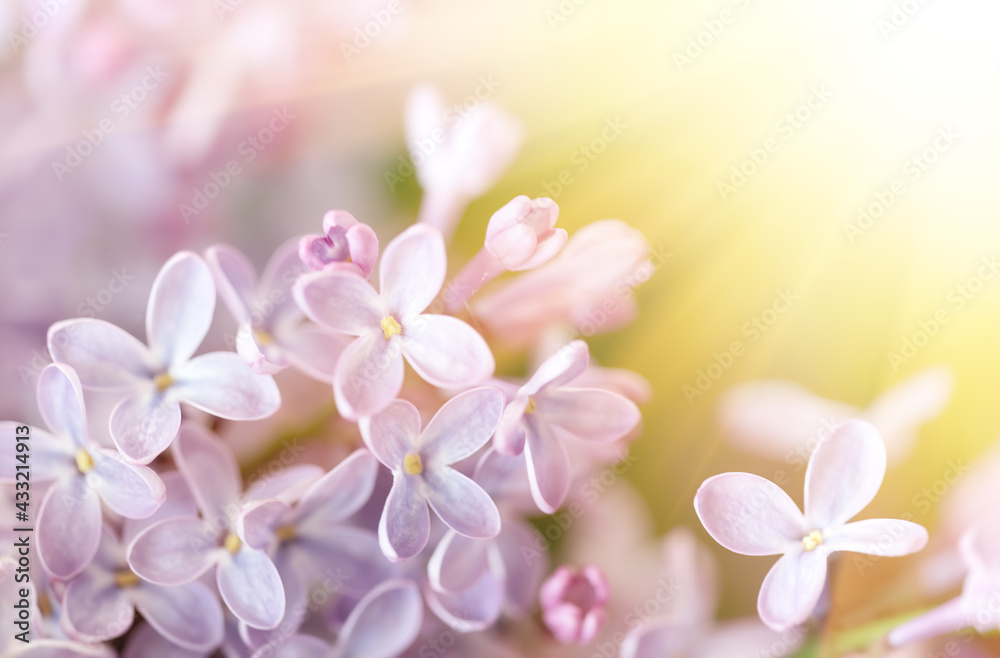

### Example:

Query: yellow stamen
xmin=114 ymin=570 xmax=140 ymax=588
xmin=224 ymin=533 xmax=242 ymax=554
xmin=75 ymin=449 xmax=94 ymax=474
xmin=37 ymin=592 xmax=52 ymax=618
xmin=380 ymin=316 xmax=403 ymax=340
xmin=525 ymin=397 xmax=537 ymax=414
xmin=802 ymin=530 xmax=824 ymax=552
xmin=275 ymin=524 xmax=296 ymax=542
xmin=254 ymin=329 xmax=274 ymax=346
xmin=154 ymin=373 xmax=174 ymax=392
xmin=403 ymin=453 xmax=423 ymax=475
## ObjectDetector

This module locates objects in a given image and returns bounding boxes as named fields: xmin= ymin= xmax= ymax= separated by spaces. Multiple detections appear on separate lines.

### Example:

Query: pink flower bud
xmin=484 ymin=195 xmax=566 ymax=271
xmin=540 ymin=565 xmax=610 ymax=644
xmin=298 ymin=210 xmax=379 ymax=278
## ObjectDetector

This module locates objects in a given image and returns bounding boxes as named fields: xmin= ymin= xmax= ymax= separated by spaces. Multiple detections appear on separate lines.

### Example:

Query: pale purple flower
xmin=47 ymin=252 xmax=281 ymax=464
xmin=275 ymin=579 xmax=424 ymax=658
xmin=294 ymin=224 xmax=495 ymax=419
xmin=358 ymin=386 xmax=505 ymax=561
xmin=621 ymin=528 xmax=804 ymax=658
xmin=205 ymin=239 xmax=347 ymax=381
xmin=889 ymin=523 xmax=1000 ymax=647
xmin=406 ymin=85 xmax=522 ymax=238
xmin=298 ymin=210 xmax=379 ymax=278
xmin=0 ymin=363 xmax=164 ymax=579
xmin=61 ymin=526 xmax=223 ymax=651
xmin=718 ymin=366 xmax=953 ymax=465
xmin=446 ymin=196 xmax=566 ymax=311
xmin=126 ymin=423 xmax=293 ymax=630
xmin=123 ymin=622 xmax=208 ymax=658
xmin=695 ymin=420 xmax=929 ymax=632
xmin=540 ymin=565 xmax=610 ymax=644
xmin=494 ymin=340 xmax=641 ymax=513
xmin=474 ymin=219 xmax=651 ymax=348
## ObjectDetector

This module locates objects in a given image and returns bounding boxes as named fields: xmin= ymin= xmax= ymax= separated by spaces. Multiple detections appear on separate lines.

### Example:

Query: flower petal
xmin=255 ymin=237 xmax=308 ymax=328
xmin=295 ymin=449 xmax=379 ymax=525
xmin=238 ymin=499 xmax=289 ymax=550
xmin=523 ymin=418 xmax=571 ymax=514
xmin=91 ymin=449 xmax=165 ymax=519
xmin=244 ymin=464 xmax=324 ymax=504
xmin=260 ymin=635 xmax=330 ymax=658
xmin=427 ymin=529 xmax=491 ymax=593
xmin=37 ymin=476 xmax=102 ymax=579
xmin=494 ymin=394 xmax=529 ymax=456
xmin=495 ymin=518 xmax=547 ymax=615
xmin=0 ymin=423 xmax=73 ymax=482
xmin=757 ymin=549 xmax=828 ymax=631
xmin=699 ymin=618 xmax=802 ymax=658
xmin=621 ymin=619 xmax=694 ymax=658
xmin=424 ymin=569 xmax=504 ymax=633
xmin=279 ymin=324 xmax=347 ymax=383
xmin=293 ymin=271 xmax=385 ymax=336
xmin=121 ymin=471 xmax=198 ymax=548
xmin=865 ymin=366 xmax=953 ymax=464
xmin=337 ymin=580 xmax=423 ymax=658
xmin=204 ymin=244 xmax=257 ymax=323
xmin=146 ymin=252 xmax=215 ymax=368
xmin=345 ymin=223 xmax=380 ymax=279
xmin=47 ymin=319 xmax=152 ymax=390
xmin=108 ymin=391 xmax=181 ymax=465
xmin=62 ymin=570 xmax=134 ymax=642
xmin=127 ymin=517 xmax=218 ymax=585
xmin=334 ymin=332 xmax=405 ymax=420
xmin=424 ymin=466 xmax=501 ymax=539
xmin=804 ymin=420 xmax=886 ymax=529
xmin=132 ymin=580 xmax=225 ymax=651
xmin=401 ymin=314 xmax=494 ymax=388
xmin=172 ymin=352 xmax=280 ymax=420
xmin=378 ymin=475 xmax=430 ymax=561
xmin=171 ymin=422 xmax=241 ymax=521
xmin=540 ymin=387 xmax=640 ymax=443
xmin=37 ymin=363 xmax=88 ymax=449
xmin=358 ymin=399 xmax=421 ymax=469
xmin=823 ymin=518 xmax=928 ymax=556
xmin=524 ymin=340 xmax=591 ymax=396
xmin=694 ymin=473 xmax=806 ymax=556
xmin=124 ymin=622 xmax=208 ymax=658
xmin=516 ymin=228 xmax=567 ymax=271
xmin=294 ymin=527 xmax=393 ymax=596
xmin=420 ymin=386 xmax=505 ymax=466
xmin=217 ymin=547 xmax=285 ymax=630
xmin=380 ymin=224 xmax=446 ymax=318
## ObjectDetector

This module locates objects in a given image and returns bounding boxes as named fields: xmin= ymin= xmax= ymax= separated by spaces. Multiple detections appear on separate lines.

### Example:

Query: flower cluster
xmin=0 ymin=89 xmax=650 ymax=657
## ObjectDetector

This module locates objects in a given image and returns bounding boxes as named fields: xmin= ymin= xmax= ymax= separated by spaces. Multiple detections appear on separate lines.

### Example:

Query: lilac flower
xmin=889 ymin=523 xmax=1000 ymax=647
xmin=359 ymin=386 xmax=505 ymax=560
xmin=205 ymin=239 xmax=347 ymax=381
xmin=124 ymin=622 xmax=208 ymax=658
xmin=61 ymin=526 xmax=223 ymax=651
xmin=294 ymin=224 xmax=495 ymax=419
xmin=0 ymin=363 xmax=164 ymax=579
xmin=446 ymin=196 xmax=566 ymax=311
xmin=406 ymin=85 xmax=522 ymax=238
xmin=126 ymin=423 xmax=291 ymax=630
xmin=274 ymin=580 xmax=424 ymax=658
xmin=494 ymin=340 xmax=641 ymax=513
xmin=695 ymin=420 xmax=929 ymax=631
xmin=47 ymin=252 xmax=281 ymax=464
xmin=540 ymin=565 xmax=610 ymax=644
xmin=298 ymin=210 xmax=379 ymax=278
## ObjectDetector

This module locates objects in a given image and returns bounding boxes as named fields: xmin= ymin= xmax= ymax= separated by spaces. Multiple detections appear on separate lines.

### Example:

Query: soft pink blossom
xmin=695 ymin=420 xmax=928 ymax=631
xmin=540 ymin=565 xmax=610 ymax=644
xmin=298 ymin=210 xmax=379 ymax=278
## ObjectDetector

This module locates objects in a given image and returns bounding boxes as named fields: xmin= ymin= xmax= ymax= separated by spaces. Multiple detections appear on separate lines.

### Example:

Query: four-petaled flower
xmin=0 ymin=363 xmax=164 ymax=579
xmin=495 ymin=340 xmax=641 ymax=513
xmin=695 ymin=420 xmax=929 ymax=631
xmin=359 ymin=387 xmax=505 ymax=560
xmin=295 ymin=224 xmax=495 ymax=419
xmin=48 ymin=252 xmax=281 ymax=464
xmin=540 ymin=565 xmax=610 ymax=645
